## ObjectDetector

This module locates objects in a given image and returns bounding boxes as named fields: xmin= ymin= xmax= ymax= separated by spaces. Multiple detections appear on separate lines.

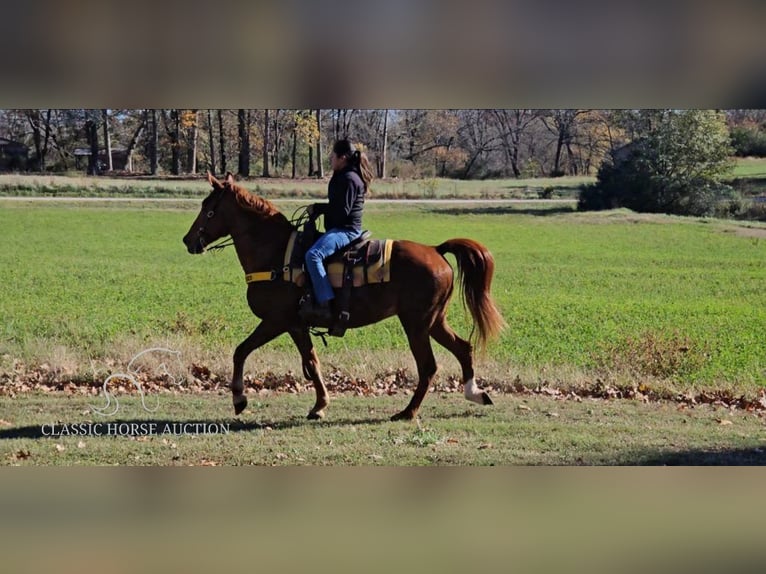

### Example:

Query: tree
xmin=183 ymin=110 xmax=199 ymax=174
xmin=149 ymin=110 xmax=159 ymax=175
xmin=237 ymin=109 xmax=250 ymax=177
xmin=26 ymin=109 xmax=53 ymax=171
xmin=579 ymin=110 xmax=734 ymax=216
xmin=102 ymin=109 xmax=113 ymax=171
xmin=492 ymin=109 xmax=539 ymax=178
xmin=262 ymin=109 xmax=270 ymax=177
xmin=85 ymin=110 xmax=100 ymax=175
xmin=315 ymin=109 xmax=324 ymax=178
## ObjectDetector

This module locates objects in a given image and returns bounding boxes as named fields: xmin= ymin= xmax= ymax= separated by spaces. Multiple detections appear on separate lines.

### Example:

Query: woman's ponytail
xmin=333 ymin=139 xmax=373 ymax=193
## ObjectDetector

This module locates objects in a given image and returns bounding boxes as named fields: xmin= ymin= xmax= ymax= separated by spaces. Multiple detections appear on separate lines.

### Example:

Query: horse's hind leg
xmin=391 ymin=321 xmax=438 ymax=421
xmin=288 ymin=327 xmax=329 ymax=420
xmin=231 ymin=320 xmax=285 ymax=415
xmin=430 ymin=316 xmax=493 ymax=406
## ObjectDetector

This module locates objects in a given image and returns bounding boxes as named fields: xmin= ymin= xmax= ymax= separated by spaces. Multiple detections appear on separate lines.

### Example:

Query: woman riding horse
xmin=182 ymin=172 xmax=505 ymax=421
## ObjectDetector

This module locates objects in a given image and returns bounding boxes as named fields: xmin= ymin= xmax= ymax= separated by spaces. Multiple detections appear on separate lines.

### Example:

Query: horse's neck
xmin=230 ymin=214 xmax=292 ymax=274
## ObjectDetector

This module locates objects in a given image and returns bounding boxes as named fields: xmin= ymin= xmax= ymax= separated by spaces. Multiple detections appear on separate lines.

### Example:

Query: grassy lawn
xmin=1 ymin=195 xmax=765 ymax=466
xmin=2 ymin=199 xmax=763 ymax=387
xmin=2 ymin=391 xmax=765 ymax=465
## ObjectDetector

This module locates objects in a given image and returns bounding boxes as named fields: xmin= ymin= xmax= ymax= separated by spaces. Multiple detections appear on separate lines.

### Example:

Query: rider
xmin=301 ymin=138 xmax=373 ymax=325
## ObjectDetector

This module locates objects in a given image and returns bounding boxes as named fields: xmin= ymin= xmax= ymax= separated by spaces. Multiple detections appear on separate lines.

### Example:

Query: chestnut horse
xmin=182 ymin=173 xmax=506 ymax=421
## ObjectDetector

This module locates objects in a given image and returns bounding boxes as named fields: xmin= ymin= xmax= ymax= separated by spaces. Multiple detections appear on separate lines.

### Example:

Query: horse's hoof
xmin=233 ymin=396 xmax=248 ymax=415
xmin=391 ymin=410 xmax=415 ymax=422
xmin=307 ymin=410 xmax=325 ymax=420
xmin=481 ymin=392 xmax=494 ymax=406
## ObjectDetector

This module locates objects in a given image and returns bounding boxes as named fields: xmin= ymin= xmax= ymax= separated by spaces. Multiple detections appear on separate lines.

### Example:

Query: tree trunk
xmin=308 ymin=145 xmax=314 ymax=176
xmin=124 ymin=111 xmax=146 ymax=173
xmin=552 ymin=131 xmax=564 ymax=176
xmin=149 ymin=109 xmax=159 ymax=175
xmin=380 ymin=109 xmax=389 ymax=178
xmin=291 ymin=127 xmax=297 ymax=179
xmin=207 ymin=109 xmax=217 ymax=175
xmin=170 ymin=110 xmax=181 ymax=175
xmin=27 ymin=109 xmax=52 ymax=172
xmin=237 ymin=109 xmax=250 ymax=177
xmin=102 ymin=109 xmax=113 ymax=171
xmin=217 ymin=110 xmax=226 ymax=174
xmin=315 ymin=110 xmax=323 ymax=178
xmin=262 ymin=109 xmax=271 ymax=177
xmin=186 ymin=110 xmax=198 ymax=174
xmin=86 ymin=112 xmax=99 ymax=175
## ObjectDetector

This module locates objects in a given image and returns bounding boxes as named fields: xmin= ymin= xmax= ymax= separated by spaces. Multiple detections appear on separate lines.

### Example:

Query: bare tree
xmin=85 ymin=110 xmax=99 ymax=175
xmin=380 ymin=109 xmax=389 ymax=178
xmin=207 ymin=109 xmax=216 ymax=175
xmin=185 ymin=110 xmax=199 ymax=174
xmin=149 ymin=109 xmax=159 ymax=175
xmin=216 ymin=110 xmax=227 ymax=174
xmin=262 ymin=109 xmax=270 ymax=177
xmin=492 ymin=110 xmax=540 ymax=178
xmin=26 ymin=109 xmax=53 ymax=171
xmin=123 ymin=110 xmax=146 ymax=173
xmin=238 ymin=109 xmax=250 ymax=177
xmin=315 ymin=109 xmax=323 ymax=178
xmin=540 ymin=109 xmax=589 ymax=176
xmin=102 ymin=109 xmax=113 ymax=171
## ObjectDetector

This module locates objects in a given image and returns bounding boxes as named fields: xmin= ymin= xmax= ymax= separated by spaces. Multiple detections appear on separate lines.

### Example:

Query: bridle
xmin=197 ymin=187 xmax=233 ymax=252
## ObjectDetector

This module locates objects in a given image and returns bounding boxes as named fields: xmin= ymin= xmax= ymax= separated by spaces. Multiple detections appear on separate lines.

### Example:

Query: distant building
xmin=0 ymin=138 xmax=29 ymax=171
xmin=73 ymin=148 xmax=129 ymax=172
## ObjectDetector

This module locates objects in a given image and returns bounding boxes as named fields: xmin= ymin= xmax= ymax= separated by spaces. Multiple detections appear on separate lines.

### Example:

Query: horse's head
xmin=183 ymin=172 xmax=237 ymax=254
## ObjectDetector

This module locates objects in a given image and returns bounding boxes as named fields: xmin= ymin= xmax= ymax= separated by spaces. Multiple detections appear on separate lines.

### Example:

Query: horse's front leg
xmin=231 ymin=320 xmax=285 ymax=415
xmin=288 ymin=327 xmax=329 ymax=419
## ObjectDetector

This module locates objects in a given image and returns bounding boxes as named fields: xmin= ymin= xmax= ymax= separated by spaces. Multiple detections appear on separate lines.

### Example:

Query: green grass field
xmin=2 ymin=196 xmax=766 ymax=466
xmin=3 ymin=392 xmax=765 ymax=465
xmin=1 ymin=199 xmax=764 ymax=391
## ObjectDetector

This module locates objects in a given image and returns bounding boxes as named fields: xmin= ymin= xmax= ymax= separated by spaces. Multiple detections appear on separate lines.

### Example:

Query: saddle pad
xmin=282 ymin=232 xmax=393 ymax=288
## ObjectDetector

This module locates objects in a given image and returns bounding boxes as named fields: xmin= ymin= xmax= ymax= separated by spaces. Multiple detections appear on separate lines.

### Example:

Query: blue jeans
xmin=305 ymin=228 xmax=362 ymax=304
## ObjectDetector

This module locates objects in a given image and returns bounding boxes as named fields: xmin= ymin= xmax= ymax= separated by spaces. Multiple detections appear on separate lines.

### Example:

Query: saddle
xmin=244 ymin=219 xmax=394 ymax=337
xmin=291 ymin=227 xmax=392 ymax=337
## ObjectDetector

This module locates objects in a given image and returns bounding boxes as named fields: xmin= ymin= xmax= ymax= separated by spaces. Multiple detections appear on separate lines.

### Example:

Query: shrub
xmin=730 ymin=126 xmax=766 ymax=157
xmin=578 ymin=110 xmax=734 ymax=217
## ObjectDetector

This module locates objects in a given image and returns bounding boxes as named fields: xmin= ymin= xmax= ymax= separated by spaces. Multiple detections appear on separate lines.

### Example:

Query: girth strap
xmin=244 ymin=231 xmax=299 ymax=284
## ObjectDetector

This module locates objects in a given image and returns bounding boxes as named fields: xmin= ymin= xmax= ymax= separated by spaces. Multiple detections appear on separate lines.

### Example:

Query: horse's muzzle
xmin=182 ymin=235 xmax=204 ymax=254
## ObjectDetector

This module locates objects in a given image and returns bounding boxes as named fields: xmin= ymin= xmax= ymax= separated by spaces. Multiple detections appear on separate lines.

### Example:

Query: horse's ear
xmin=224 ymin=172 xmax=235 ymax=186
xmin=207 ymin=171 xmax=222 ymax=188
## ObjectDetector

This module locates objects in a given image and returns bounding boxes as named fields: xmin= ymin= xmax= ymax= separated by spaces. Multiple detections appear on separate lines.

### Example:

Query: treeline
xmin=1 ymin=109 xmax=765 ymax=179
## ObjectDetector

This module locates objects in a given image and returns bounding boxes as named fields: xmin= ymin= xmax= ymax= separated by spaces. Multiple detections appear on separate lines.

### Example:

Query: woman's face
xmin=330 ymin=150 xmax=348 ymax=172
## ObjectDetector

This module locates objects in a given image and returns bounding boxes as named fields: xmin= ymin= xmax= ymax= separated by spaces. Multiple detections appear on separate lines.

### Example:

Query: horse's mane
xmin=229 ymin=182 xmax=281 ymax=218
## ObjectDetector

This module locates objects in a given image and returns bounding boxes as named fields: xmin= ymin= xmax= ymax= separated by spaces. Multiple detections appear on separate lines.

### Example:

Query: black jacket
xmin=314 ymin=167 xmax=365 ymax=231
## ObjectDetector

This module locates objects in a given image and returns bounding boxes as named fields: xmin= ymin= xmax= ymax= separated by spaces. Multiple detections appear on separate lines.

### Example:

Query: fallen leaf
xmin=14 ymin=449 xmax=31 ymax=460
xmin=477 ymin=443 xmax=493 ymax=450
xmin=77 ymin=440 xmax=86 ymax=449
xmin=55 ymin=444 xmax=66 ymax=452
xmin=717 ymin=419 xmax=733 ymax=426
xmin=446 ymin=438 xmax=460 ymax=444
xmin=0 ymin=419 xmax=12 ymax=427
xmin=517 ymin=404 xmax=531 ymax=411
xmin=546 ymin=412 xmax=560 ymax=418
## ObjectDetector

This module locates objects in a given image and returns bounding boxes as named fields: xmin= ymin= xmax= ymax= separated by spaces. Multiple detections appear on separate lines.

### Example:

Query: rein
xmin=205 ymin=237 xmax=235 ymax=252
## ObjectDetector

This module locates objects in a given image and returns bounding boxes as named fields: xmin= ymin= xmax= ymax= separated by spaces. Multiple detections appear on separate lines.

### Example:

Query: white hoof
xmin=464 ymin=378 xmax=487 ymax=405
